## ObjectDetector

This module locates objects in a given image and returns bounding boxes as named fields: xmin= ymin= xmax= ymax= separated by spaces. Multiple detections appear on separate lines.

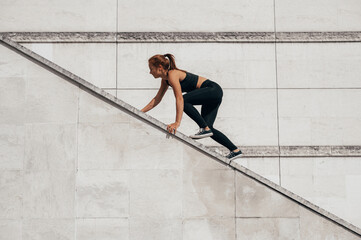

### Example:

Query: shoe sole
xmin=190 ymin=132 xmax=213 ymax=139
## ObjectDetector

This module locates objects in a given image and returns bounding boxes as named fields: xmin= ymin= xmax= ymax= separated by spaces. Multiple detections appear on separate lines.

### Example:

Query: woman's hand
xmin=167 ymin=122 xmax=180 ymax=134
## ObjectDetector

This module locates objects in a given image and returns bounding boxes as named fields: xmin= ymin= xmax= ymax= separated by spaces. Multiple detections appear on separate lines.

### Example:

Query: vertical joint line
xmin=116 ymin=0 xmax=119 ymax=98
xmin=273 ymin=0 xmax=281 ymax=186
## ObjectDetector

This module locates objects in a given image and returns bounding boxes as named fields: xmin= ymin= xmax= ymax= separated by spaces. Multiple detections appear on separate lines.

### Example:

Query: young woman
xmin=141 ymin=53 xmax=243 ymax=160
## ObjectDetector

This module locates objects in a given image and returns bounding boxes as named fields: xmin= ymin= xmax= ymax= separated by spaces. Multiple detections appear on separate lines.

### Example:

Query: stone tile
xmin=280 ymin=158 xmax=314 ymax=176
xmin=0 ymin=124 xmax=24 ymax=170
xmin=299 ymin=207 xmax=360 ymax=240
xmin=0 ymin=77 xmax=26 ymax=124
xmin=129 ymin=170 xmax=182 ymax=218
xmin=124 ymin=129 xmax=183 ymax=170
xmin=25 ymin=123 xmax=77 ymax=170
xmin=76 ymin=170 xmax=129 ymax=218
xmin=183 ymin=144 xmax=228 ymax=170
xmin=234 ymin=157 xmax=280 ymax=184
xmin=25 ymin=73 xmax=79 ymax=124
xmin=280 ymin=175 xmax=314 ymax=198
xmin=24 ymin=43 xmax=117 ymax=89
xmin=275 ymin=0 xmax=361 ymax=31
xmin=77 ymin=218 xmax=129 ymax=240
xmin=183 ymin=218 xmax=235 ymax=240
xmin=118 ymin=0 xmax=274 ymax=31
xmin=0 ymin=171 xmax=22 ymax=219
xmin=130 ymin=218 xmax=181 ymax=240
xmin=0 ymin=0 xmax=117 ymax=31
xmin=0 ymin=45 xmax=27 ymax=78
xmin=23 ymin=219 xmax=75 ymax=240
xmin=345 ymin=175 xmax=361 ymax=228
xmin=78 ymin=89 xmax=130 ymax=124
xmin=0 ymin=220 xmax=21 ymax=240
xmin=23 ymin=171 xmax=75 ymax=218
xmin=236 ymin=218 xmax=300 ymax=240
xmin=236 ymin=173 xmax=300 ymax=218
xmin=183 ymin=169 xmax=235 ymax=218
xmin=313 ymin=175 xmax=346 ymax=198
xmin=277 ymin=43 xmax=361 ymax=88
xmin=117 ymin=43 xmax=276 ymax=89
xmin=77 ymin=123 xmax=129 ymax=170
xmin=279 ymin=89 xmax=361 ymax=145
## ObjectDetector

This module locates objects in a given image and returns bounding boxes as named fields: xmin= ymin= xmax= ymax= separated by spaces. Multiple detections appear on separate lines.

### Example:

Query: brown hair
xmin=148 ymin=53 xmax=186 ymax=72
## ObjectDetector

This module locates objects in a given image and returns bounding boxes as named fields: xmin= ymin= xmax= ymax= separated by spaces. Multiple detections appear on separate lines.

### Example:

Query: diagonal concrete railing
xmin=1 ymin=35 xmax=361 ymax=237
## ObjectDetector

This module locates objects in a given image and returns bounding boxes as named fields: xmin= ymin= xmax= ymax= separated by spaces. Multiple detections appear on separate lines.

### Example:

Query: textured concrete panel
xmin=281 ymin=157 xmax=361 ymax=228
xmin=236 ymin=218 xmax=300 ymax=240
xmin=299 ymin=207 xmax=361 ymax=240
xmin=183 ymin=144 xmax=228 ymax=170
xmin=130 ymin=218 xmax=181 ymax=240
xmin=76 ymin=170 xmax=129 ymax=218
xmin=0 ymin=125 xmax=24 ymax=170
xmin=0 ymin=171 xmax=22 ymax=219
xmin=25 ymin=123 xmax=77 ymax=170
xmin=78 ymin=123 xmax=129 ymax=170
xmin=183 ymin=218 xmax=235 ymax=240
xmin=234 ymin=157 xmax=280 ymax=184
xmin=183 ymin=169 xmax=235 ymax=218
xmin=279 ymin=89 xmax=361 ymax=145
xmin=117 ymin=43 xmax=276 ymax=89
xmin=23 ymin=219 xmax=75 ymax=240
xmin=0 ymin=220 xmax=21 ymax=240
xmin=236 ymin=174 xmax=300 ymax=218
xmin=130 ymin=170 xmax=182 ymax=218
xmin=278 ymin=43 xmax=361 ymax=88
xmin=23 ymin=43 xmax=117 ymax=89
xmin=23 ymin=171 xmax=75 ymax=218
xmin=77 ymin=218 xmax=129 ymax=240
xmin=0 ymin=77 xmax=25 ymax=124
xmin=0 ymin=0 xmax=117 ymax=32
xmin=118 ymin=0 xmax=274 ymax=31
xmin=2 ymin=39 xmax=361 ymax=238
xmin=275 ymin=0 xmax=361 ymax=31
xmin=124 ymin=121 xmax=183 ymax=170
xmin=78 ymin=90 xmax=130 ymax=124
xmin=25 ymin=73 xmax=79 ymax=124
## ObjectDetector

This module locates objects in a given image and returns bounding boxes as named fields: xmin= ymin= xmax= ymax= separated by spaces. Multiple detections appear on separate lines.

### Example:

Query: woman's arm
xmin=166 ymin=71 xmax=184 ymax=134
xmin=141 ymin=80 xmax=168 ymax=113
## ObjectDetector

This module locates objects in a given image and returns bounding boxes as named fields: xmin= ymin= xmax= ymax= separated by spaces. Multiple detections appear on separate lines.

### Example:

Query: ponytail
xmin=148 ymin=53 xmax=186 ymax=72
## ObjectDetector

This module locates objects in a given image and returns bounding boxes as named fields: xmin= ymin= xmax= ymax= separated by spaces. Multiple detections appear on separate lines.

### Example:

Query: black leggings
xmin=183 ymin=80 xmax=238 ymax=151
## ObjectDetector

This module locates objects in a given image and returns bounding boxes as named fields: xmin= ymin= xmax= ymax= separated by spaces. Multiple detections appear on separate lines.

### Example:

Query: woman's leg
xmin=183 ymin=87 xmax=218 ymax=128
xmin=201 ymin=102 xmax=238 ymax=151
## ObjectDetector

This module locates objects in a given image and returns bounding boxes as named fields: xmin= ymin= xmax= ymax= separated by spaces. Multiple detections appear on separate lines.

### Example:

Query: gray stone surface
xmin=23 ymin=219 xmax=75 ymax=240
xmin=1 ymin=36 xmax=361 ymax=239
xmin=23 ymin=171 xmax=75 ymax=218
xmin=76 ymin=170 xmax=129 ymax=218
xmin=77 ymin=218 xmax=129 ymax=240
xmin=236 ymin=218 xmax=300 ymax=240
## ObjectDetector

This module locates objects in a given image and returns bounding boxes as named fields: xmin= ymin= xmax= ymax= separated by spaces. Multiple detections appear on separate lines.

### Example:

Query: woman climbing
xmin=141 ymin=53 xmax=243 ymax=160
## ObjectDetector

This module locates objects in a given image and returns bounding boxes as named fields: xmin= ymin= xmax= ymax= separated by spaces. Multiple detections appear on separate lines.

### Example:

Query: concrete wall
xmin=21 ymin=41 xmax=361 ymax=147
xmin=1 ymin=0 xmax=361 ymax=31
xmin=1 ymin=42 xmax=360 ymax=240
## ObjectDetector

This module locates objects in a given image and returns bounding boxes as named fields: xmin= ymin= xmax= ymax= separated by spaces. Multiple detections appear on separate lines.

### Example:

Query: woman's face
xmin=149 ymin=64 xmax=162 ymax=78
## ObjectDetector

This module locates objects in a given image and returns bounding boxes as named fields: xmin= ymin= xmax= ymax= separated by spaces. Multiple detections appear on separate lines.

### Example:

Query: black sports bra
xmin=165 ymin=71 xmax=199 ymax=93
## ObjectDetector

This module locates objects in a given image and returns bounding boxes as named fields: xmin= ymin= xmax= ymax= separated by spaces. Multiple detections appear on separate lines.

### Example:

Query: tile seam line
xmin=1 ymin=36 xmax=360 ymax=237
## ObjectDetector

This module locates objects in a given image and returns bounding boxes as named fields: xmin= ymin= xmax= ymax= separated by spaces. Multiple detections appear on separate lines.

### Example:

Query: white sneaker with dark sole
xmin=226 ymin=150 xmax=243 ymax=161
xmin=190 ymin=128 xmax=213 ymax=139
